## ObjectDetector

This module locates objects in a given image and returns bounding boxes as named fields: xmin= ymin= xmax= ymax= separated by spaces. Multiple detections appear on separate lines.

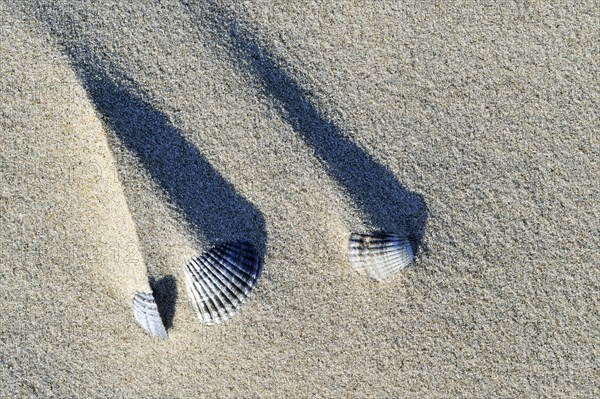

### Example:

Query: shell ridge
xmin=186 ymin=261 xmax=223 ymax=323
xmin=189 ymin=258 xmax=231 ymax=322
xmin=204 ymin=250 xmax=258 ymax=291
xmin=200 ymin=259 xmax=249 ymax=306
xmin=199 ymin=260 xmax=243 ymax=314
xmin=209 ymin=247 xmax=258 ymax=278
xmin=184 ymin=264 xmax=211 ymax=321
xmin=203 ymin=252 xmax=258 ymax=302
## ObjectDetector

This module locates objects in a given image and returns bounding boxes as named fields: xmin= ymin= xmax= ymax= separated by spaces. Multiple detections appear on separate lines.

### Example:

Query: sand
xmin=1 ymin=1 xmax=598 ymax=397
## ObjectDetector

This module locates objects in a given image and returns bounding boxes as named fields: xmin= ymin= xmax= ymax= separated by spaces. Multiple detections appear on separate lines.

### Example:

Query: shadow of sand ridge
xmin=184 ymin=1 xmax=428 ymax=252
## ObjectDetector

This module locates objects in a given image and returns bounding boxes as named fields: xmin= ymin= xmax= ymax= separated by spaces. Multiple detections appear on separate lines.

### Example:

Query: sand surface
xmin=1 ymin=1 xmax=598 ymax=397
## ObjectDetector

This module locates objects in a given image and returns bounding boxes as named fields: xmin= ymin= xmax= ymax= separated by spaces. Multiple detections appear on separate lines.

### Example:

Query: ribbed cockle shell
xmin=131 ymin=291 xmax=168 ymax=339
xmin=184 ymin=241 xmax=262 ymax=325
xmin=349 ymin=233 xmax=414 ymax=280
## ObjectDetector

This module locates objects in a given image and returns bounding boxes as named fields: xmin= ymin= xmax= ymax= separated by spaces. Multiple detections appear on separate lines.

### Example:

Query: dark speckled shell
xmin=349 ymin=233 xmax=414 ymax=280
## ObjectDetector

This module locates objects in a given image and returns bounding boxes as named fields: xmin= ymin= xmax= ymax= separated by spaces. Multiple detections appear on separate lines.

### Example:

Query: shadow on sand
xmin=58 ymin=49 xmax=267 ymax=330
xmin=185 ymin=1 xmax=428 ymax=252
xmin=150 ymin=275 xmax=178 ymax=330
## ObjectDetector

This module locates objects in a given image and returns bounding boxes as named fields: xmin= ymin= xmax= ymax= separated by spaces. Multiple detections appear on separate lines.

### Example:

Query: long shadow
xmin=80 ymin=61 xmax=265 ymax=325
xmin=46 ymin=42 xmax=267 ymax=327
xmin=185 ymin=2 xmax=428 ymax=251
xmin=73 ymin=64 xmax=266 ymax=252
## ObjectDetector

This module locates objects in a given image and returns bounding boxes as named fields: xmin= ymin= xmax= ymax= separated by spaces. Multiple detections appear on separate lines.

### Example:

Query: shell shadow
xmin=149 ymin=275 xmax=177 ymax=330
xmin=185 ymin=2 xmax=428 ymax=252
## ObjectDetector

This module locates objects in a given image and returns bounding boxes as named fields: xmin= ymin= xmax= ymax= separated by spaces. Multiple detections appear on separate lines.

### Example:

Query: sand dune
xmin=2 ymin=1 xmax=598 ymax=397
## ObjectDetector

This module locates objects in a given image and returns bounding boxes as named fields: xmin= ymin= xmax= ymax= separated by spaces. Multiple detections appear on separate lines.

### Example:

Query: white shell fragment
xmin=349 ymin=233 xmax=414 ymax=281
xmin=131 ymin=292 xmax=168 ymax=339
xmin=184 ymin=241 xmax=262 ymax=325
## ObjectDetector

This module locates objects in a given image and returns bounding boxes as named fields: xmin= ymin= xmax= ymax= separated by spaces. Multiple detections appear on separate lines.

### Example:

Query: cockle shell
xmin=349 ymin=233 xmax=414 ymax=280
xmin=184 ymin=241 xmax=262 ymax=325
xmin=131 ymin=292 xmax=168 ymax=339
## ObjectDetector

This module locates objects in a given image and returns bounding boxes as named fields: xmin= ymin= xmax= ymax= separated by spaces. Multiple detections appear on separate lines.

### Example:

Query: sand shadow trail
xmin=184 ymin=1 xmax=428 ymax=251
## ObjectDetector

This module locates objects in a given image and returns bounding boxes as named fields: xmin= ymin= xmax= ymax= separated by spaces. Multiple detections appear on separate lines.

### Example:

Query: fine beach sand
xmin=1 ymin=1 xmax=598 ymax=397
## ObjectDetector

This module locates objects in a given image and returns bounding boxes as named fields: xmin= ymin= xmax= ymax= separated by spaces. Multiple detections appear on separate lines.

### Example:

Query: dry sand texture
xmin=1 ymin=1 xmax=598 ymax=398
